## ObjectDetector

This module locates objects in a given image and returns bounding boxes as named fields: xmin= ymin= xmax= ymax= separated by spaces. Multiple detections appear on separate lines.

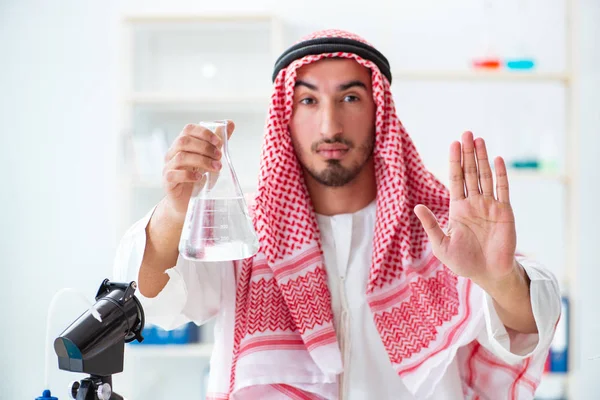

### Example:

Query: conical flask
xmin=179 ymin=120 xmax=259 ymax=262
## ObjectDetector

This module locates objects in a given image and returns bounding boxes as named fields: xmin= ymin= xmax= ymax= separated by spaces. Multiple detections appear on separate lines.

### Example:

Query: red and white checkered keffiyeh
xmin=216 ymin=30 xmax=545 ymax=400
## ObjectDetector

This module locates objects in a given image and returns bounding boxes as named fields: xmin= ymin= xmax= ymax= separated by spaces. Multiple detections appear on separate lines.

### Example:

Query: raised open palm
xmin=415 ymin=131 xmax=517 ymax=285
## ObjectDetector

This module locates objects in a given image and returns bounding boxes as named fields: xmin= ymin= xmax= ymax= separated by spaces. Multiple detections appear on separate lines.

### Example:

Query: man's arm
xmin=138 ymin=199 xmax=185 ymax=298
xmin=479 ymin=259 xmax=537 ymax=334
xmin=139 ymin=122 xmax=232 ymax=297
xmin=414 ymin=132 xmax=555 ymax=336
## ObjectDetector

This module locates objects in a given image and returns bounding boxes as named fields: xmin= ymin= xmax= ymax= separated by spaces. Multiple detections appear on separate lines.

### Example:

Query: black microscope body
xmin=54 ymin=279 xmax=145 ymax=400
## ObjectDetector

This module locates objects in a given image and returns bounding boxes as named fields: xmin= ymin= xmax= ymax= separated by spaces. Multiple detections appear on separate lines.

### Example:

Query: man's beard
xmin=302 ymin=134 xmax=374 ymax=187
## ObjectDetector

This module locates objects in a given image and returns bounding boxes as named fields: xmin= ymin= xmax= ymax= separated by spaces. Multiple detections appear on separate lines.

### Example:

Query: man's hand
xmin=162 ymin=121 xmax=235 ymax=218
xmin=138 ymin=121 xmax=235 ymax=298
xmin=414 ymin=131 xmax=536 ymax=334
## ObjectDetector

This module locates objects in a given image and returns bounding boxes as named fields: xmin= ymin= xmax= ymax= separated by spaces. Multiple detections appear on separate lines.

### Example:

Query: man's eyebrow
xmin=294 ymin=80 xmax=368 ymax=91
xmin=295 ymin=80 xmax=318 ymax=90
xmin=338 ymin=80 xmax=367 ymax=91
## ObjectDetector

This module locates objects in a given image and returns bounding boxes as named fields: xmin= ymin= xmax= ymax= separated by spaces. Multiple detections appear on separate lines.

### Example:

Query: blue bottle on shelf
xmin=505 ymin=59 xmax=536 ymax=70
xmin=550 ymin=296 xmax=569 ymax=373
xmin=505 ymin=0 xmax=536 ymax=71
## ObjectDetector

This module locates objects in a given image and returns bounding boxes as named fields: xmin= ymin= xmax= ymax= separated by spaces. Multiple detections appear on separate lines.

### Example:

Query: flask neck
xmin=213 ymin=120 xmax=230 ymax=158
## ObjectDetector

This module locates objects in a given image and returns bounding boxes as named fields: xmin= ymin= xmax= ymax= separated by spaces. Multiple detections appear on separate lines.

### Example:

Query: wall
xmin=571 ymin=0 xmax=600 ymax=398
xmin=0 ymin=1 xmax=120 ymax=399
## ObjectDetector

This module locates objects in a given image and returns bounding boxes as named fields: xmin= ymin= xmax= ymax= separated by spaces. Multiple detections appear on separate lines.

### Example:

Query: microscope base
xmin=72 ymin=375 xmax=123 ymax=400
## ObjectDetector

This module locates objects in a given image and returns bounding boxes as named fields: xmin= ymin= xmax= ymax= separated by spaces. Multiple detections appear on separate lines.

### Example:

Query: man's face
xmin=289 ymin=58 xmax=376 ymax=187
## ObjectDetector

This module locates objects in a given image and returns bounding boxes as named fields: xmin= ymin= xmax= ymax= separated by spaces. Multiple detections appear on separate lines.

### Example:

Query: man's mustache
xmin=311 ymin=137 xmax=355 ymax=152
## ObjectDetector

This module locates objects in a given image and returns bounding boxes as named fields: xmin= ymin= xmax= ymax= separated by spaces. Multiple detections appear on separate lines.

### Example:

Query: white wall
xmin=1 ymin=0 xmax=598 ymax=399
xmin=571 ymin=0 xmax=600 ymax=398
xmin=0 ymin=1 xmax=120 ymax=399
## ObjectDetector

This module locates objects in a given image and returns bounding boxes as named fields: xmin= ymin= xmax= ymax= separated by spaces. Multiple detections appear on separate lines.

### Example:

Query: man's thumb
xmin=414 ymin=205 xmax=446 ymax=249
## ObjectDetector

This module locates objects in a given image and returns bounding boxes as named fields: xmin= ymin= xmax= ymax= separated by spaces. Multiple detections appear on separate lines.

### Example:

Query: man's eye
xmin=300 ymin=98 xmax=315 ymax=105
xmin=344 ymin=95 xmax=359 ymax=102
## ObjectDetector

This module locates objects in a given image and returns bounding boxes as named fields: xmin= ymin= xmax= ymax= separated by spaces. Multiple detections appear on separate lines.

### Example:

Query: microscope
xmin=51 ymin=279 xmax=145 ymax=400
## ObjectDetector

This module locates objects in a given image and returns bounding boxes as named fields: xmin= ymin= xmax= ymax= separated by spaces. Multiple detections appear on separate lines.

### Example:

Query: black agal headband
xmin=272 ymin=37 xmax=393 ymax=84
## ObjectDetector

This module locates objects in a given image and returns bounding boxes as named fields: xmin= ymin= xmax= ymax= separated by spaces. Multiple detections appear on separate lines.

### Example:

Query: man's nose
xmin=319 ymin=101 xmax=343 ymax=139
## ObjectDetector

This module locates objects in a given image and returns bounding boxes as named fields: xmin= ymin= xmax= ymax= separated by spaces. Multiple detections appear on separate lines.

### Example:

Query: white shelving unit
xmin=117 ymin=4 xmax=577 ymax=399
xmin=118 ymin=13 xmax=284 ymax=236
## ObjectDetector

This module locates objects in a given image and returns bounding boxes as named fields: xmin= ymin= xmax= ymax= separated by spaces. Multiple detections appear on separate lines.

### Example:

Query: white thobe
xmin=113 ymin=200 xmax=561 ymax=399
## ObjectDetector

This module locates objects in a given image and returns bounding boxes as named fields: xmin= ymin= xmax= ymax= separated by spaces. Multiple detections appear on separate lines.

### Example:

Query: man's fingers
xmin=163 ymin=169 xmax=208 ymax=193
xmin=494 ymin=156 xmax=511 ymax=204
xmin=182 ymin=123 xmax=222 ymax=144
xmin=165 ymin=151 xmax=222 ymax=173
xmin=449 ymin=141 xmax=466 ymax=200
xmin=414 ymin=205 xmax=447 ymax=251
xmin=165 ymin=133 xmax=223 ymax=163
xmin=474 ymin=137 xmax=494 ymax=197
xmin=166 ymin=121 xmax=235 ymax=161
xmin=164 ymin=169 xmax=203 ymax=185
xmin=225 ymin=119 xmax=235 ymax=139
xmin=461 ymin=131 xmax=480 ymax=197
xmin=200 ymin=120 xmax=236 ymax=143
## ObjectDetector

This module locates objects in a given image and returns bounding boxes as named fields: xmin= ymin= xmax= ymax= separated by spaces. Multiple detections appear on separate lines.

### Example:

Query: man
xmin=113 ymin=30 xmax=561 ymax=399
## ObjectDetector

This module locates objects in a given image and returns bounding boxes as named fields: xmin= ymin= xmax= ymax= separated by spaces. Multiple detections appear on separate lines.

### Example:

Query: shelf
xmin=128 ymin=178 xmax=258 ymax=194
xmin=130 ymin=92 xmax=269 ymax=102
xmin=128 ymin=92 xmax=272 ymax=113
xmin=393 ymin=70 xmax=571 ymax=83
xmin=542 ymin=372 xmax=570 ymax=378
xmin=126 ymin=343 xmax=214 ymax=358
xmin=128 ymin=72 xmax=568 ymax=108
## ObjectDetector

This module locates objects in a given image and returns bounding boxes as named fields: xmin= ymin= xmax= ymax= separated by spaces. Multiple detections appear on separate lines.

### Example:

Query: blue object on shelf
xmin=509 ymin=159 xmax=539 ymax=169
xmin=129 ymin=322 xmax=200 ymax=345
xmin=36 ymin=390 xmax=58 ymax=400
xmin=550 ymin=296 xmax=569 ymax=373
xmin=506 ymin=59 xmax=536 ymax=70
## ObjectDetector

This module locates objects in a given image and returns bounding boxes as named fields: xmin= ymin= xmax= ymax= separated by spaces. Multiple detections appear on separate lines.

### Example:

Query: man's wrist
xmin=158 ymin=198 xmax=187 ymax=226
xmin=478 ymin=260 xmax=531 ymax=305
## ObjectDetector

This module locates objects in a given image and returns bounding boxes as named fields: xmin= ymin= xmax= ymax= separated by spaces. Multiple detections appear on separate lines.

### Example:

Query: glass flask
xmin=178 ymin=120 xmax=259 ymax=262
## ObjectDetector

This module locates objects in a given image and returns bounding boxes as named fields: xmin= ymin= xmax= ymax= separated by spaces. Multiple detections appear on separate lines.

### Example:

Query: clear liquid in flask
xmin=179 ymin=196 xmax=259 ymax=261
